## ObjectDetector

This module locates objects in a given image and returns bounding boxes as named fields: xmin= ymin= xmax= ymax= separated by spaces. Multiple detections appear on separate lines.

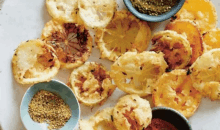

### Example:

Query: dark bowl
xmin=152 ymin=107 xmax=192 ymax=130
xmin=123 ymin=0 xmax=185 ymax=22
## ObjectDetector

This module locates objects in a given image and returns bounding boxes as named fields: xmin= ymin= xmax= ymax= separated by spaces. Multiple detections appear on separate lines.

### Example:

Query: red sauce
xmin=145 ymin=118 xmax=178 ymax=130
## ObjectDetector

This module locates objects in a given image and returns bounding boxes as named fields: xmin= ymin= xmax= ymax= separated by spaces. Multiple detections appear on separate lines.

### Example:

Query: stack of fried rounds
xmin=11 ymin=0 xmax=220 ymax=129
xmin=79 ymin=95 xmax=152 ymax=130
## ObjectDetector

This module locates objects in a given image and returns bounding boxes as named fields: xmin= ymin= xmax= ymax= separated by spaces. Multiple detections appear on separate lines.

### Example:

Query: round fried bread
xmin=41 ymin=20 xmax=92 ymax=69
xmin=203 ymin=28 xmax=220 ymax=50
xmin=78 ymin=0 xmax=116 ymax=28
xmin=190 ymin=49 xmax=220 ymax=100
xmin=95 ymin=10 xmax=151 ymax=61
xmin=151 ymin=30 xmax=192 ymax=70
xmin=173 ymin=0 xmax=217 ymax=34
xmin=69 ymin=62 xmax=116 ymax=106
xmin=110 ymin=51 xmax=168 ymax=96
xmin=79 ymin=108 xmax=117 ymax=130
xmin=113 ymin=94 xmax=152 ymax=130
xmin=12 ymin=39 xmax=60 ymax=84
xmin=165 ymin=20 xmax=203 ymax=66
xmin=152 ymin=69 xmax=202 ymax=118
xmin=46 ymin=0 xmax=79 ymax=23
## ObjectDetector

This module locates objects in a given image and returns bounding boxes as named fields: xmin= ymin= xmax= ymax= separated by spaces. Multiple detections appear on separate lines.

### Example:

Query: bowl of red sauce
xmin=124 ymin=0 xmax=185 ymax=22
xmin=145 ymin=107 xmax=192 ymax=130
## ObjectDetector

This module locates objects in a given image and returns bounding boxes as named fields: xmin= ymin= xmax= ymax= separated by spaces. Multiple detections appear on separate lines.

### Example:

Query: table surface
xmin=1 ymin=0 xmax=220 ymax=130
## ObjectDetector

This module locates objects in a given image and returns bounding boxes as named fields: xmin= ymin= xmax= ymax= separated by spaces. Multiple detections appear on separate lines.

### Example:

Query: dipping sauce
xmin=28 ymin=90 xmax=72 ymax=130
xmin=145 ymin=118 xmax=178 ymax=130
xmin=131 ymin=0 xmax=177 ymax=16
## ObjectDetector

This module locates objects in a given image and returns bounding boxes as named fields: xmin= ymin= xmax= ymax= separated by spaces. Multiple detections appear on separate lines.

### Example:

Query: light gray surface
xmin=0 ymin=0 xmax=220 ymax=130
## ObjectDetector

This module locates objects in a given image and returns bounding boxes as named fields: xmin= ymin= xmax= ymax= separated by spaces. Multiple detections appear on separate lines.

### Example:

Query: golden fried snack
xmin=152 ymin=69 xmax=202 ymax=118
xmin=41 ymin=20 xmax=92 ymax=69
xmin=95 ymin=10 xmax=151 ymax=61
xmin=173 ymin=0 xmax=217 ymax=34
xmin=113 ymin=94 xmax=152 ymax=130
xmin=46 ymin=0 xmax=79 ymax=23
xmin=165 ymin=20 xmax=203 ymax=66
xmin=190 ymin=49 xmax=220 ymax=100
xmin=110 ymin=51 xmax=168 ymax=96
xmin=79 ymin=108 xmax=117 ymax=130
xmin=151 ymin=30 xmax=192 ymax=70
xmin=12 ymin=39 xmax=60 ymax=84
xmin=69 ymin=62 xmax=116 ymax=106
xmin=78 ymin=0 xmax=116 ymax=28
xmin=203 ymin=28 xmax=220 ymax=50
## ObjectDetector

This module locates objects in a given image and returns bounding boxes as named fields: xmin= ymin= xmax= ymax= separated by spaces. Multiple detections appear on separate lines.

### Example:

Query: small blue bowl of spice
xmin=124 ymin=0 xmax=185 ymax=22
xmin=20 ymin=79 xmax=80 ymax=130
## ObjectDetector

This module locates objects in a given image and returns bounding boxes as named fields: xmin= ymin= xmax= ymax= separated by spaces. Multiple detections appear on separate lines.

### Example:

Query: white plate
xmin=0 ymin=0 xmax=220 ymax=130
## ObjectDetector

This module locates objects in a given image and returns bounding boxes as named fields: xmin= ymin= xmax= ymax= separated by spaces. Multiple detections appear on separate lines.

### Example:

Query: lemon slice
xmin=78 ymin=0 xmax=116 ymax=28
xmin=46 ymin=0 xmax=79 ymax=23
xmin=173 ymin=0 xmax=217 ymax=34
xmin=69 ymin=62 xmax=116 ymax=106
xmin=95 ymin=10 xmax=151 ymax=61
xmin=113 ymin=94 xmax=152 ymax=130
xmin=151 ymin=30 xmax=192 ymax=69
xmin=190 ymin=49 xmax=220 ymax=100
xmin=153 ymin=69 xmax=202 ymax=118
xmin=165 ymin=20 xmax=203 ymax=66
xmin=203 ymin=28 xmax=220 ymax=50
xmin=110 ymin=51 xmax=168 ymax=96
xmin=41 ymin=20 xmax=92 ymax=69
xmin=79 ymin=108 xmax=117 ymax=130
xmin=12 ymin=39 xmax=60 ymax=84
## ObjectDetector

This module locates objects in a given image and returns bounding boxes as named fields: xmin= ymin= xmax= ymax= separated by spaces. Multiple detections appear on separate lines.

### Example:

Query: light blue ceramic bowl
xmin=124 ymin=0 xmax=185 ymax=22
xmin=20 ymin=79 xmax=80 ymax=130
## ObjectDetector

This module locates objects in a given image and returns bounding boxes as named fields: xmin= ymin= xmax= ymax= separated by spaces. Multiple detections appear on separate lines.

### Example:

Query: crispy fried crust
xmin=12 ymin=39 xmax=60 ymax=84
xmin=173 ymin=0 xmax=217 ymax=34
xmin=78 ymin=0 xmax=117 ymax=28
xmin=203 ymin=28 xmax=220 ymax=50
xmin=41 ymin=20 xmax=92 ymax=69
xmin=151 ymin=30 xmax=192 ymax=70
xmin=152 ymin=69 xmax=202 ymax=118
xmin=79 ymin=108 xmax=117 ymax=130
xmin=46 ymin=0 xmax=79 ymax=23
xmin=95 ymin=10 xmax=151 ymax=61
xmin=110 ymin=51 xmax=168 ymax=96
xmin=190 ymin=49 xmax=220 ymax=100
xmin=113 ymin=95 xmax=152 ymax=130
xmin=165 ymin=20 xmax=203 ymax=66
xmin=69 ymin=62 xmax=116 ymax=106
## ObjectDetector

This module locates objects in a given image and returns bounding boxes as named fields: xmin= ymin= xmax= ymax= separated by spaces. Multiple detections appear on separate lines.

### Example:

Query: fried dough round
xmin=152 ymin=69 xmax=202 ymax=118
xmin=110 ymin=51 xmax=168 ymax=96
xmin=203 ymin=28 xmax=220 ymax=50
xmin=113 ymin=94 xmax=152 ymax=130
xmin=78 ymin=0 xmax=116 ymax=28
xmin=95 ymin=10 xmax=151 ymax=61
xmin=69 ymin=62 xmax=116 ymax=106
xmin=41 ymin=20 xmax=92 ymax=69
xmin=46 ymin=0 xmax=79 ymax=23
xmin=165 ymin=20 xmax=203 ymax=66
xmin=173 ymin=0 xmax=217 ymax=34
xmin=190 ymin=49 xmax=220 ymax=100
xmin=12 ymin=39 xmax=60 ymax=84
xmin=151 ymin=30 xmax=192 ymax=70
xmin=79 ymin=108 xmax=117 ymax=130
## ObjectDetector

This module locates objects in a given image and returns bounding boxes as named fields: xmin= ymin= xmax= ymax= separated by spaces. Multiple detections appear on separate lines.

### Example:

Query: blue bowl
xmin=152 ymin=107 xmax=192 ymax=130
xmin=20 ymin=79 xmax=80 ymax=130
xmin=123 ymin=0 xmax=185 ymax=22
